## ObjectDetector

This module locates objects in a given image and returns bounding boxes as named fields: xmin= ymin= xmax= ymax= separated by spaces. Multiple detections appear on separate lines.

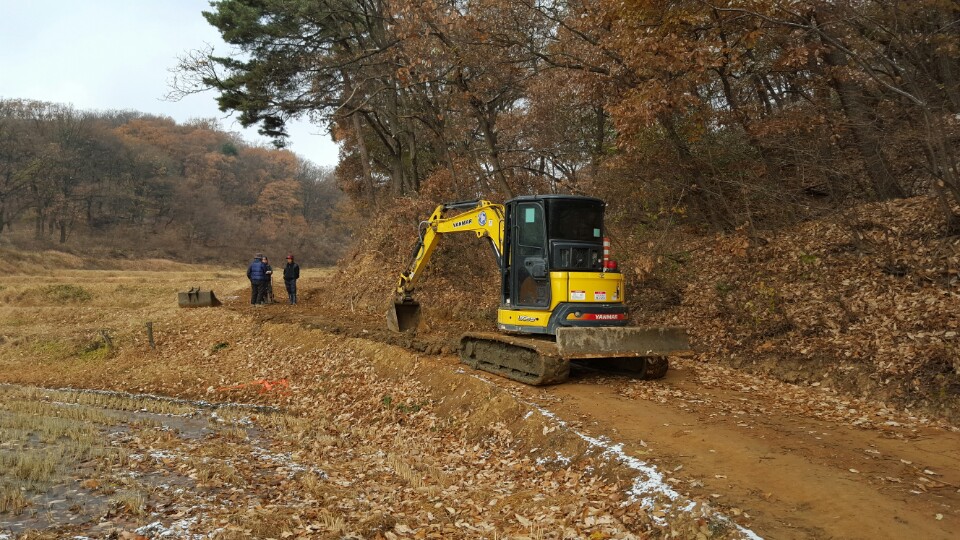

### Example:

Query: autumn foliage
xmin=174 ymin=0 xmax=960 ymax=416
xmin=183 ymin=0 xmax=959 ymax=231
xmin=0 ymin=100 xmax=351 ymax=264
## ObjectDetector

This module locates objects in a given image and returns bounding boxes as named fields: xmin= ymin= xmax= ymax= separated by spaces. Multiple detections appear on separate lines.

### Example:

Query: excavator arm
xmin=388 ymin=200 xmax=505 ymax=331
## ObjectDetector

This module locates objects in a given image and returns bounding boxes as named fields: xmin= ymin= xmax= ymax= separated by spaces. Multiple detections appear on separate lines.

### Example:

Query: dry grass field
xmin=0 ymin=258 xmax=325 ymax=537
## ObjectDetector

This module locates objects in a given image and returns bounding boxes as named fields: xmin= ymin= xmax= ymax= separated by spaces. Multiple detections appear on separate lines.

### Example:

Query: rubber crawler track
xmin=460 ymin=332 xmax=671 ymax=385
xmin=460 ymin=333 xmax=569 ymax=385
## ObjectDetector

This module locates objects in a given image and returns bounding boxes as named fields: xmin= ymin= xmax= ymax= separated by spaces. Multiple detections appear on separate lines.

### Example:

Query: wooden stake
xmin=146 ymin=322 xmax=155 ymax=349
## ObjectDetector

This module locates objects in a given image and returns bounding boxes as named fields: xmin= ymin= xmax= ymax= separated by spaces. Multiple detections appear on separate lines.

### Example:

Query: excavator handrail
xmin=442 ymin=199 xmax=483 ymax=211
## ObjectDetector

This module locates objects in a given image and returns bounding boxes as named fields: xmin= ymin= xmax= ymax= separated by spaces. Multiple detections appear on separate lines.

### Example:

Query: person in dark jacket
xmin=262 ymin=256 xmax=274 ymax=304
xmin=246 ymin=254 xmax=267 ymax=305
xmin=283 ymin=254 xmax=301 ymax=305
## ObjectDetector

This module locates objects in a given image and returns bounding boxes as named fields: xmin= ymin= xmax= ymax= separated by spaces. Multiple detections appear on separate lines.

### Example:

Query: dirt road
xmin=486 ymin=359 xmax=960 ymax=540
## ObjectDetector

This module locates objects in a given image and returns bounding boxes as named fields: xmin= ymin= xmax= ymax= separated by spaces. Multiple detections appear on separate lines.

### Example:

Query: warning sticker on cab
xmin=571 ymin=290 xmax=586 ymax=301
xmin=594 ymin=291 xmax=607 ymax=301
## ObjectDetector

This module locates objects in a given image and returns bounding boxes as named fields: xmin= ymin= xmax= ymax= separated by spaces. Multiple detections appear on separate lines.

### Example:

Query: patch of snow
xmin=136 ymin=517 xmax=222 ymax=539
xmin=250 ymin=446 xmax=327 ymax=479
xmin=148 ymin=450 xmax=179 ymax=461
xmin=491 ymin=377 xmax=763 ymax=539
xmin=535 ymin=451 xmax=572 ymax=466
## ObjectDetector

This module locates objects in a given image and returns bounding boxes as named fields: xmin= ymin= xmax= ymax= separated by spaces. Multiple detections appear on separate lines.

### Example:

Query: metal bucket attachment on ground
xmin=556 ymin=326 xmax=691 ymax=359
xmin=178 ymin=288 xmax=222 ymax=308
xmin=387 ymin=301 xmax=421 ymax=332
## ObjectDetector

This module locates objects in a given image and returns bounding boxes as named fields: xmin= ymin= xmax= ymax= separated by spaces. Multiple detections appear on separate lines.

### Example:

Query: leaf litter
xmin=1 ymin=300 xmax=763 ymax=538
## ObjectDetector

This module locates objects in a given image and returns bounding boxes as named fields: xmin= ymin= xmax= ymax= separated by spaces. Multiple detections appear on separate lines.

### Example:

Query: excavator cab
xmin=502 ymin=196 xmax=606 ymax=312
xmin=495 ymin=195 xmax=630 ymax=335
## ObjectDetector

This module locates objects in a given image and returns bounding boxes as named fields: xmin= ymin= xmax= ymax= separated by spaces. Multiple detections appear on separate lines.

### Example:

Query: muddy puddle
xmin=0 ymin=385 xmax=302 ymax=537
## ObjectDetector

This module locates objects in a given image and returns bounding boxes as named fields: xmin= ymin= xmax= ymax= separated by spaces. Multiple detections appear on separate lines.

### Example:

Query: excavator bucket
xmin=178 ymin=288 xmax=222 ymax=308
xmin=555 ymin=326 xmax=691 ymax=359
xmin=387 ymin=301 xmax=421 ymax=332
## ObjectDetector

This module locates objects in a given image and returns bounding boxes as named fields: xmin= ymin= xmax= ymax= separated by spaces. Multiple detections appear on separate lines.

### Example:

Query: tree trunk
xmin=389 ymin=146 xmax=405 ymax=196
xmin=935 ymin=10 xmax=960 ymax=113
xmin=350 ymin=112 xmax=376 ymax=207
xmin=819 ymin=27 xmax=905 ymax=200
xmin=918 ymin=110 xmax=960 ymax=233
xmin=751 ymin=75 xmax=774 ymax=115
xmin=472 ymin=101 xmax=513 ymax=199
xmin=657 ymin=113 xmax=727 ymax=228
xmin=590 ymin=106 xmax=607 ymax=177
xmin=35 ymin=211 xmax=44 ymax=238
xmin=716 ymin=67 xmax=777 ymax=176
xmin=711 ymin=7 xmax=775 ymax=175
xmin=402 ymin=129 xmax=419 ymax=194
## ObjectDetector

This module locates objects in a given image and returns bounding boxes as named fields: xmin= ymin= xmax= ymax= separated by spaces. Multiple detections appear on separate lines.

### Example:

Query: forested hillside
xmin=178 ymin=0 xmax=959 ymax=234
xmin=0 ymin=100 xmax=352 ymax=264
xmin=6 ymin=2 xmax=959 ymax=264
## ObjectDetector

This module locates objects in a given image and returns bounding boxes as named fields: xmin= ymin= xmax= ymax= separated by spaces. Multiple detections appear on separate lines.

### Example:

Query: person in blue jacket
xmin=246 ymin=254 xmax=267 ymax=305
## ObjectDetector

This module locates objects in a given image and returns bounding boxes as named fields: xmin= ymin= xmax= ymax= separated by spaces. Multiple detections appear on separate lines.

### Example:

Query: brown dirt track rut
xmin=541 ymin=364 xmax=960 ymax=540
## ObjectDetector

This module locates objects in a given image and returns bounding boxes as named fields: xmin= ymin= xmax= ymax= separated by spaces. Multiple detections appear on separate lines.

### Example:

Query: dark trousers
xmin=250 ymin=280 xmax=266 ymax=304
xmin=284 ymin=279 xmax=297 ymax=304
xmin=264 ymin=279 xmax=274 ymax=303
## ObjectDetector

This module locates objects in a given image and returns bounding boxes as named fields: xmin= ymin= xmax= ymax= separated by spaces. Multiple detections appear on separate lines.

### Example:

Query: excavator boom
xmin=388 ymin=200 xmax=505 ymax=332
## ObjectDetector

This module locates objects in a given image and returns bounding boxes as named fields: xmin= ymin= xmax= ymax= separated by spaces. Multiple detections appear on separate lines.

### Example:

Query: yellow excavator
xmin=387 ymin=195 xmax=691 ymax=385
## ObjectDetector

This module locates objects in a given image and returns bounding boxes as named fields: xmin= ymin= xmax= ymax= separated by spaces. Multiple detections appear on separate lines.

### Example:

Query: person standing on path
xmin=283 ymin=253 xmax=300 ymax=305
xmin=262 ymin=256 xmax=275 ymax=304
xmin=246 ymin=254 xmax=267 ymax=305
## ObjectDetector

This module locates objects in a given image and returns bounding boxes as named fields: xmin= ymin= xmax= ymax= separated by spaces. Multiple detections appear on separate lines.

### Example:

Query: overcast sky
xmin=0 ymin=0 xmax=340 ymax=167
